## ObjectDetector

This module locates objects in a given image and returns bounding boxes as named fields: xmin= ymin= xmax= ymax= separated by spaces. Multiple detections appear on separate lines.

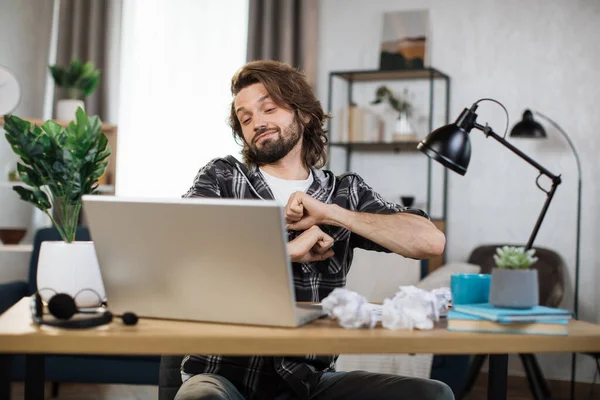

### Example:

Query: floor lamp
xmin=511 ymin=109 xmax=582 ymax=400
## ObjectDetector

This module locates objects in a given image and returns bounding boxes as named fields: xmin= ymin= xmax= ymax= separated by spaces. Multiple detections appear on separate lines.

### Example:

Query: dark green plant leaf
xmin=49 ymin=66 xmax=66 ymax=87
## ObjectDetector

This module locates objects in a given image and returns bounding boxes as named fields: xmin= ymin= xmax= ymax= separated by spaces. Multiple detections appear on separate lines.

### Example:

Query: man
xmin=178 ymin=60 xmax=452 ymax=400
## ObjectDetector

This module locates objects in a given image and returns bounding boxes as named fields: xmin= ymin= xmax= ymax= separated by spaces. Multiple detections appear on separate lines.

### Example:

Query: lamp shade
xmin=510 ymin=110 xmax=547 ymax=138
xmin=417 ymin=120 xmax=472 ymax=176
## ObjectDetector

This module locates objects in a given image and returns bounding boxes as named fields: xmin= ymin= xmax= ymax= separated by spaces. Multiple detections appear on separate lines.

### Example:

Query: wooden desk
xmin=2 ymin=297 xmax=600 ymax=400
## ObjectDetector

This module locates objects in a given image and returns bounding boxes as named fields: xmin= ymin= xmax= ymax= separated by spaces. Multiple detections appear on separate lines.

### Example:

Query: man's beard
xmin=245 ymin=119 xmax=302 ymax=165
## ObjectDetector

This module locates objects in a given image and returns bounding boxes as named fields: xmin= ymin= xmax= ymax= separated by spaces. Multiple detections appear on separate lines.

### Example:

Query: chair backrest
xmin=159 ymin=355 xmax=184 ymax=400
xmin=27 ymin=226 xmax=91 ymax=295
xmin=467 ymin=244 xmax=565 ymax=307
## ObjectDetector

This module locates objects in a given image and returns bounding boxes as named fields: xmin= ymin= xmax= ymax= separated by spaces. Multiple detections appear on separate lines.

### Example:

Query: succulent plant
xmin=493 ymin=246 xmax=538 ymax=270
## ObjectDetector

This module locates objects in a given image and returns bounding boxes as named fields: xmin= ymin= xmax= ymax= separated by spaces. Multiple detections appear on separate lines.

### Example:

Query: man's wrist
xmin=323 ymin=204 xmax=352 ymax=229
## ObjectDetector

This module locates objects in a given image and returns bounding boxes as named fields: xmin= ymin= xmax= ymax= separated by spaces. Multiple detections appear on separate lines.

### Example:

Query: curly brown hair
xmin=229 ymin=60 xmax=329 ymax=168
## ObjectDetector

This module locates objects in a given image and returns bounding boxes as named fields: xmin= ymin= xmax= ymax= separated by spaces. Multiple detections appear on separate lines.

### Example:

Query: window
xmin=116 ymin=0 xmax=248 ymax=197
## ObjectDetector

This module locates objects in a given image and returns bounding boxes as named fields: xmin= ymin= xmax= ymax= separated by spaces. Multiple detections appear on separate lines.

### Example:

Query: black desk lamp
xmin=417 ymin=99 xmax=563 ymax=400
xmin=417 ymin=99 xmax=562 ymax=250
xmin=510 ymin=109 xmax=582 ymax=400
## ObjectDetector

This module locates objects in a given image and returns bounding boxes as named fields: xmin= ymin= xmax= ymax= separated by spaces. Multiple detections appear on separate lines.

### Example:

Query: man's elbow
xmin=417 ymin=229 xmax=446 ymax=258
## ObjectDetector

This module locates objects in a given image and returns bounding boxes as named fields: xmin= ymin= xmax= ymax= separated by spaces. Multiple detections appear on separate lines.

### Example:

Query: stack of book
xmin=447 ymin=303 xmax=572 ymax=335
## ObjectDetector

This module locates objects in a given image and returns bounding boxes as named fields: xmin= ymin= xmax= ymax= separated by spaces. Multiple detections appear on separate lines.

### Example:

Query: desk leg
xmin=488 ymin=354 xmax=508 ymax=400
xmin=24 ymin=355 xmax=45 ymax=400
xmin=0 ymin=354 xmax=11 ymax=400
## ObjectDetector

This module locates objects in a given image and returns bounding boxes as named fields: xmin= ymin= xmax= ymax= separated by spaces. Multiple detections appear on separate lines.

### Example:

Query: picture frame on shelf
xmin=379 ymin=9 xmax=430 ymax=71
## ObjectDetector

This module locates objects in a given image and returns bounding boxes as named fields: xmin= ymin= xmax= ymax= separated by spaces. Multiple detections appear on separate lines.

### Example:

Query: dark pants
xmin=175 ymin=371 xmax=454 ymax=400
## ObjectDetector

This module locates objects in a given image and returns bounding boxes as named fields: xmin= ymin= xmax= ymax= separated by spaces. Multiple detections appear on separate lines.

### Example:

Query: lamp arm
xmin=473 ymin=122 xmax=562 ymax=250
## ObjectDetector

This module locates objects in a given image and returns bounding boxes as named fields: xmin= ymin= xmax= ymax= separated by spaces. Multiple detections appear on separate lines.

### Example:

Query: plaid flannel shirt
xmin=181 ymin=155 xmax=428 ymax=400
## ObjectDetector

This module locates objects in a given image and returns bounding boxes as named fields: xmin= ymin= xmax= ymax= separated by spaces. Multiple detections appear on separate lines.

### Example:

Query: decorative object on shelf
xmin=0 ymin=228 xmax=27 ymax=245
xmin=400 ymin=195 xmax=414 ymax=208
xmin=379 ymin=10 xmax=429 ymax=70
xmin=371 ymin=86 xmax=415 ymax=142
xmin=3 ymin=108 xmax=111 ymax=307
xmin=509 ymin=109 xmax=582 ymax=397
xmin=489 ymin=246 xmax=539 ymax=309
xmin=50 ymin=57 xmax=101 ymax=121
xmin=338 ymin=104 xmax=384 ymax=143
xmin=7 ymin=168 xmax=18 ymax=182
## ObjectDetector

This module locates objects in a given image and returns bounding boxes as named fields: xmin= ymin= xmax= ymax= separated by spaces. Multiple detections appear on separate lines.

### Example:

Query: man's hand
xmin=287 ymin=225 xmax=334 ymax=263
xmin=285 ymin=191 xmax=332 ymax=231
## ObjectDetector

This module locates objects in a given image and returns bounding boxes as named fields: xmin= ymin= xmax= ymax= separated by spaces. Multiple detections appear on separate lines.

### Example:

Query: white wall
xmin=0 ymin=0 xmax=54 ymax=182
xmin=318 ymin=0 xmax=600 ymax=383
xmin=0 ymin=0 xmax=54 ymax=280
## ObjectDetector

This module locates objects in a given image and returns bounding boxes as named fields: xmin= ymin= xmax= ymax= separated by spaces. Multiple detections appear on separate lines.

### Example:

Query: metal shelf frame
xmin=326 ymin=67 xmax=451 ymax=277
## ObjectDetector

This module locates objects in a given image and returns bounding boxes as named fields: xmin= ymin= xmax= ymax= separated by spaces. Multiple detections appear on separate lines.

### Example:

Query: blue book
xmin=452 ymin=303 xmax=572 ymax=323
xmin=447 ymin=310 xmax=568 ymax=335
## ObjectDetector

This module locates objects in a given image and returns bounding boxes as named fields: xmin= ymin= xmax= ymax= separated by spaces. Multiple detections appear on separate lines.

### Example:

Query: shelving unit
xmin=0 ymin=244 xmax=33 ymax=253
xmin=326 ymin=67 xmax=450 ymax=276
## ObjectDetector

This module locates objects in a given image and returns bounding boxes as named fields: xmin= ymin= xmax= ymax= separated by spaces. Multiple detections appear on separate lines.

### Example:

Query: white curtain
xmin=116 ymin=0 xmax=248 ymax=198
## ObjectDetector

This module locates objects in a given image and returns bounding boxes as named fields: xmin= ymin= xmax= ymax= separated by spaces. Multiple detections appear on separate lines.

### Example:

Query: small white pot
xmin=56 ymin=99 xmax=85 ymax=121
xmin=395 ymin=111 xmax=414 ymax=135
xmin=37 ymin=241 xmax=106 ymax=308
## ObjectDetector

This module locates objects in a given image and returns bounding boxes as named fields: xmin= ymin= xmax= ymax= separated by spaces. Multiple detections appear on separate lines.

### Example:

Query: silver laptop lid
xmin=82 ymin=195 xmax=299 ymax=326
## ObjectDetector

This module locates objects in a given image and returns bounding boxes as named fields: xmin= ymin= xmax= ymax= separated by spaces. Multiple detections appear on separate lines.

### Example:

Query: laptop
xmin=81 ymin=195 xmax=325 ymax=327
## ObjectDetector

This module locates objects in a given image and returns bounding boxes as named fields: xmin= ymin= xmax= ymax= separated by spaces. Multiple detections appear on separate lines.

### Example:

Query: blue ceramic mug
xmin=450 ymin=273 xmax=492 ymax=305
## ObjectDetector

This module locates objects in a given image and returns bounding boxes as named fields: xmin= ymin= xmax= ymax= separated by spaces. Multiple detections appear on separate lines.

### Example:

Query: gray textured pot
xmin=489 ymin=268 xmax=539 ymax=309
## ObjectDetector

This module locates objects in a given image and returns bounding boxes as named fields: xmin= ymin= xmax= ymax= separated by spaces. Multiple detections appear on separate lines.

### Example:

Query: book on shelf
xmin=337 ymin=105 xmax=384 ymax=143
xmin=452 ymin=303 xmax=572 ymax=324
xmin=447 ymin=310 xmax=568 ymax=335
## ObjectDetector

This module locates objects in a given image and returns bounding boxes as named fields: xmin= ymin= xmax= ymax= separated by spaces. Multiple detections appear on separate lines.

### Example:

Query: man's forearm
xmin=325 ymin=205 xmax=445 ymax=258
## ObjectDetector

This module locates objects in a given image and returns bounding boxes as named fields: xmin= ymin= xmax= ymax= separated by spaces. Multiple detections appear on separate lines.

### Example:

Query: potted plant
xmin=49 ymin=57 xmax=100 ymax=121
xmin=489 ymin=245 xmax=539 ymax=309
xmin=370 ymin=86 xmax=415 ymax=142
xmin=3 ymin=108 xmax=111 ymax=307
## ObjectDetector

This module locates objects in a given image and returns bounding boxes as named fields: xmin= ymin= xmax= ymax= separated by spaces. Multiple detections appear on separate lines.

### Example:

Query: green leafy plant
xmin=49 ymin=57 xmax=101 ymax=100
xmin=3 ymin=108 xmax=111 ymax=242
xmin=493 ymin=246 xmax=538 ymax=270
xmin=371 ymin=86 xmax=413 ymax=117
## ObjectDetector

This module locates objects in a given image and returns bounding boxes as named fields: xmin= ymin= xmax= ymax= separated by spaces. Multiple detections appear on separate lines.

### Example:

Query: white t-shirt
xmin=259 ymin=168 xmax=314 ymax=206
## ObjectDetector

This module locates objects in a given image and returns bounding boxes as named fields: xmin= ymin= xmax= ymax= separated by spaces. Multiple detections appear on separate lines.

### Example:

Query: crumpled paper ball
xmin=321 ymin=286 xmax=451 ymax=330
xmin=320 ymin=288 xmax=377 ymax=328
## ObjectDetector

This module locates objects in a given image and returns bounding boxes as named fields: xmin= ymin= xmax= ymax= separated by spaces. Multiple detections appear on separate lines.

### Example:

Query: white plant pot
xmin=56 ymin=99 xmax=85 ymax=121
xmin=37 ymin=241 xmax=106 ymax=308
xmin=395 ymin=111 xmax=414 ymax=135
